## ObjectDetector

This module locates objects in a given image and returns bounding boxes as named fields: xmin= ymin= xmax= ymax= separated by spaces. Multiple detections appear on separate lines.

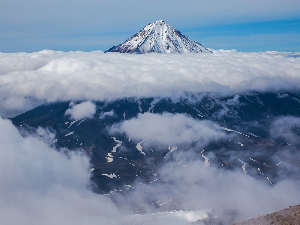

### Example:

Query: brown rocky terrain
xmin=234 ymin=204 xmax=300 ymax=225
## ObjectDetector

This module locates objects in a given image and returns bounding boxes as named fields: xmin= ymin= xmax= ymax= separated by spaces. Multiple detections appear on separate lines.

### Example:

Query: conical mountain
xmin=105 ymin=20 xmax=211 ymax=54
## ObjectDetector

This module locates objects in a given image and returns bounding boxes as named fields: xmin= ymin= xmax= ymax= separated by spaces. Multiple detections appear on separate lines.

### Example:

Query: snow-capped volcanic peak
xmin=106 ymin=20 xmax=211 ymax=54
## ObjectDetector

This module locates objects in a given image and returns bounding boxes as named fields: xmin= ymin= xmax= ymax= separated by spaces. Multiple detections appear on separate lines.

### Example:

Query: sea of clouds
xmin=1 ymin=50 xmax=300 ymax=224
xmin=0 ymin=49 xmax=300 ymax=117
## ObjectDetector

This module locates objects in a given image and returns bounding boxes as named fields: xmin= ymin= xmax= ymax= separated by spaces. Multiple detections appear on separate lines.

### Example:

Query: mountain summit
xmin=105 ymin=20 xmax=211 ymax=54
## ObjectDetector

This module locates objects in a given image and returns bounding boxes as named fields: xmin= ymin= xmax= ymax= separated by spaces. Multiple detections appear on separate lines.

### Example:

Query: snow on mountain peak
xmin=105 ymin=20 xmax=211 ymax=54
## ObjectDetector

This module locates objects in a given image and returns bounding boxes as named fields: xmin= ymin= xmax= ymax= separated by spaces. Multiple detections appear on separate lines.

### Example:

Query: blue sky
xmin=0 ymin=0 xmax=300 ymax=52
xmin=186 ymin=19 xmax=300 ymax=52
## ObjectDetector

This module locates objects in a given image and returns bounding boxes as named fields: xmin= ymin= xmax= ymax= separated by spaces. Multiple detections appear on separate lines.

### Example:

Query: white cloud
xmin=0 ymin=50 xmax=300 ymax=117
xmin=65 ymin=101 xmax=96 ymax=120
xmin=0 ymin=50 xmax=58 ymax=75
xmin=114 ymin=112 xmax=225 ymax=146
xmin=0 ymin=117 xmax=122 ymax=225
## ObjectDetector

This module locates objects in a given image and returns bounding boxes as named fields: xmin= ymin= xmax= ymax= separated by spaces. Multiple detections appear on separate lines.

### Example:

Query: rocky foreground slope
xmin=234 ymin=204 xmax=300 ymax=225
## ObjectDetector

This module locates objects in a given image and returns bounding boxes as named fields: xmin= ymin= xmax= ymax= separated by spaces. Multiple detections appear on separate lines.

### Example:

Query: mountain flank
xmin=105 ymin=20 xmax=211 ymax=54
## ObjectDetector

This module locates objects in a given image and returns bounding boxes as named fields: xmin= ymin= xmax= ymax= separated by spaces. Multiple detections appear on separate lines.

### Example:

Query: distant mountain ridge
xmin=105 ymin=20 xmax=211 ymax=54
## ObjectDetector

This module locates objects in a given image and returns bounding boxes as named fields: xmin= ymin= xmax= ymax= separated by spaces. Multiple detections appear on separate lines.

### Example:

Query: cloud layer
xmin=0 ymin=50 xmax=300 ymax=117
